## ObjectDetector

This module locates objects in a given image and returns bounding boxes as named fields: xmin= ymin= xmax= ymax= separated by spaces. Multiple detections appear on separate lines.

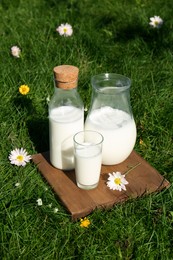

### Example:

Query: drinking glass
xmin=73 ymin=130 xmax=103 ymax=190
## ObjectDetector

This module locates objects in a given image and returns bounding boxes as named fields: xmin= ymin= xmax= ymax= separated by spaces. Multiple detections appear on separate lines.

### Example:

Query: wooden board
xmin=32 ymin=151 xmax=170 ymax=221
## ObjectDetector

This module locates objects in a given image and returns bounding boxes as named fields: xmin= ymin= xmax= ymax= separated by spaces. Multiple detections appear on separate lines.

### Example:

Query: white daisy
xmin=107 ymin=171 xmax=128 ymax=191
xmin=9 ymin=148 xmax=31 ymax=167
xmin=11 ymin=46 xmax=21 ymax=58
xmin=149 ymin=16 xmax=163 ymax=28
xmin=46 ymin=95 xmax=50 ymax=104
xmin=56 ymin=23 xmax=73 ymax=37
xmin=15 ymin=182 xmax=21 ymax=187
xmin=53 ymin=207 xmax=59 ymax=213
xmin=36 ymin=198 xmax=43 ymax=206
xmin=48 ymin=203 xmax=52 ymax=208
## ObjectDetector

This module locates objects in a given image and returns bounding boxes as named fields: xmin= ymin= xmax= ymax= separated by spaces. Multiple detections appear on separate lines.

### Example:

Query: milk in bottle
xmin=49 ymin=65 xmax=84 ymax=170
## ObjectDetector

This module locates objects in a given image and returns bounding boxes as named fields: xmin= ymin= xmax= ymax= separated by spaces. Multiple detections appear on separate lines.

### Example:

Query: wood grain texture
xmin=32 ymin=151 xmax=170 ymax=221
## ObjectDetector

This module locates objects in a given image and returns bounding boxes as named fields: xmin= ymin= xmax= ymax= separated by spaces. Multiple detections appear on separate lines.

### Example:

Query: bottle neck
xmin=53 ymin=86 xmax=78 ymax=94
xmin=49 ymin=83 xmax=83 ymax=111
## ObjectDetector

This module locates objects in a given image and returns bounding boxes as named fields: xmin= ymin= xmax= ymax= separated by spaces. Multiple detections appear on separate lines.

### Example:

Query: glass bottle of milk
xmin=49 ymin=65 xmax=84 ymax=170
xmin=85 ymin=73 xmax=137 ymax=165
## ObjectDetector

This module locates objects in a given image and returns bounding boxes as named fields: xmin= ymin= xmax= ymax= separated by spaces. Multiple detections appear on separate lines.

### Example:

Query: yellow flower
xmin=80 ymin=217 xmax=91 ymax=228
xmin=19 ymin=85 xmax=30 ymax=95
xmin=139 ymin=138 xmax=144 ymax=145
xmin=139 ymin=138 xmax=146 ymax=146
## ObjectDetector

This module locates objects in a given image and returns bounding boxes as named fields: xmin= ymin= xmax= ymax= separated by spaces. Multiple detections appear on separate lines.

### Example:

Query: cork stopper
xmin=53 ymin=65 xmax=79 ymax=89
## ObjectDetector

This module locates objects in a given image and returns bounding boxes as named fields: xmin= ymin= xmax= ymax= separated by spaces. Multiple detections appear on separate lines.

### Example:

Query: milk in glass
xmin=75 ymin=144 xmax=102 ymax=187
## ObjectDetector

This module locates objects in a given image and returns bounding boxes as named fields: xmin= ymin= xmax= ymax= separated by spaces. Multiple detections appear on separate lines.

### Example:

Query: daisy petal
xmin=149 ymin=15 xmax=163 ymax=28
xmin=11 ymin=46 xmax=21 ymax=58
xmin=56 ymin=23 xmax=73 ymax=37
xmin=9 ymin=148 xmax=31 ymax=167
xmin=106 ymin=171 xmax=128 ymax=191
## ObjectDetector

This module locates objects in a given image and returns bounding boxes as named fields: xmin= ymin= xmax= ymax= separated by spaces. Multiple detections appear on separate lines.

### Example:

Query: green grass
xmin=0 ymin=0 xmax=173 ymax=259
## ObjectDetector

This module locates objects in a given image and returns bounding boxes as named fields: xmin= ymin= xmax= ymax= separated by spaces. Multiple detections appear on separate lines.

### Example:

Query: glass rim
xmin=91 ymin=73 xmax=131 ymax=91
xmin=73 ymin=130 xmax=104 ymax=146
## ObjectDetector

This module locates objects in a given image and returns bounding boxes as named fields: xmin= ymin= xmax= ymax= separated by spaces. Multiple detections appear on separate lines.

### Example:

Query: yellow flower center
xmin=80 ymin=217 xmax=91 ymax=228
xmin=63 ymin=28 xmax=67 ymax=33
xmin=19 ymin=85 xmax=30 ymax=95
xmin=17 ymin=155 xmax=24 ymax=162
xmin=114 ymin=178 xmax=121 ymax=185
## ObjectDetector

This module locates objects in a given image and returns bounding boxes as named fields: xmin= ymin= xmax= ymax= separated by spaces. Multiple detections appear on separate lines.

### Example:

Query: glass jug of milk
xmin=49 ymin=65 xmax=84 ymax=170
xmin=85 ymin=73 xmax=137 ymax=165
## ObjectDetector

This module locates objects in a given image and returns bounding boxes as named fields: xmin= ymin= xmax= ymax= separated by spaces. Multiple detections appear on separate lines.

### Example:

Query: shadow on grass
xmin=0 ymin=0 xmax=20 ymax=9
xmin=112 ymin=20 xmax=170 ymax=51
xmin=27 ymin=118 xmax=49 ymax=153
xmin=13 ymin=96 xmax=49 ymax=153
xmin=13 ymin=96 xmax=34 ymax=112
xmin=92 ymin=13 xmax=170 ymax=58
